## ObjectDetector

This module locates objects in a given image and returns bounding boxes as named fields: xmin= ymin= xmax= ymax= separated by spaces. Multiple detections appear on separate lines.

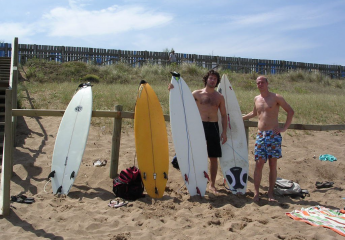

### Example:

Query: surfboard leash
xmin=43 ymin=179 xmax=52 ymax=193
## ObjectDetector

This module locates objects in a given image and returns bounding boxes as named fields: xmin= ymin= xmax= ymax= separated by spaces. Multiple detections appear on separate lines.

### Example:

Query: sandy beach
xmin=0 ymin=115 xmax=344 ymax=239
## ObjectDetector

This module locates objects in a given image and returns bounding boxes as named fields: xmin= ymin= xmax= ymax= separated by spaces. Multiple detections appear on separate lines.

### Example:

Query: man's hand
xmin=168 ymin=83 xmax=174 ymax=91
xmin=221 ymin=132 xmax=227 ymax=144
xmin=273 ymin=127 xmax=285 ymax=135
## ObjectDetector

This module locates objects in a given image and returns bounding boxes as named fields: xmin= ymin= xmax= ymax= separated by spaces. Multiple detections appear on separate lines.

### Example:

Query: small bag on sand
xmin=113 ymin=166 xmax=145 ymax=200
xmin=274 ymin=178 xmax=309 ymax=199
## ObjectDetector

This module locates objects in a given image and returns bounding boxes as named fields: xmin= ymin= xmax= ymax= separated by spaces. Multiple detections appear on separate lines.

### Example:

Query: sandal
xmin=315 ymin=181 xmax=334 ymax=189
xmin=93 ymin=159 xmax=107 ymax=167
xmin=10 ymin=195 xmax=35 ymax=204
xmin=108 ymin=200 xmax=128 ymax=208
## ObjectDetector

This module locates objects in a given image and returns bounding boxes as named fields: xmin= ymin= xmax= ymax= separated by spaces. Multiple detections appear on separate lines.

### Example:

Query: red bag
xmin=113 ymin=166 xmax=144 ymax=200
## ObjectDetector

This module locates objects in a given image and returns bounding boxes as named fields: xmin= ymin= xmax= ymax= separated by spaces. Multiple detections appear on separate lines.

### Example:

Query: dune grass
xmin=18 ymin=59 xmax=345 ymax=130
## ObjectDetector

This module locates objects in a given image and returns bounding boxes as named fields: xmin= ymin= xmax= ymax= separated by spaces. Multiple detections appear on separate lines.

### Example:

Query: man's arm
xmin=242 ymin=100 xmax=258 ymax=120
xmin=168 ymin=83 xmax=174 ymax=90
xmin=276 ymin=94 xmax=294 ymax=132
xmin=219 ymin=95 xmax=227 ymax=144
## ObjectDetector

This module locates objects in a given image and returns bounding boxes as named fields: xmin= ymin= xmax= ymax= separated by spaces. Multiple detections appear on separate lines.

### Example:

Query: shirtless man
xmin=169 ymin=70 xmax=227 ymax=194
xmin=242 ymin=76 xmax=294 ymax=202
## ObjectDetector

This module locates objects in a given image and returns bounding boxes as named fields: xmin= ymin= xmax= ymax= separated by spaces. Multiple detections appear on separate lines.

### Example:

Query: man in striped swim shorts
xmin=242 ymin=76 xmax=294 ymax=202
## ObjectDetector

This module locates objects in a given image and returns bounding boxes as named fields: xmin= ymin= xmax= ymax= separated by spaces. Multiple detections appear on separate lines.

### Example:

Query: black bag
xmin=113 ymin=166 xmax=145 ymax=200
xmin=171 ymin=154 xmax=179 ymax=170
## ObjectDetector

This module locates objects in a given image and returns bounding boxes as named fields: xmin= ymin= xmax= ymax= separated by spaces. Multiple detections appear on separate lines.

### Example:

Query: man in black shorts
xmin=192 ymin=70 xmax=227 ymax=194
xmin=169 ymin=70 xmax=227 ymax=194
xmin=202 ymin=122 xmax=222 ymax=158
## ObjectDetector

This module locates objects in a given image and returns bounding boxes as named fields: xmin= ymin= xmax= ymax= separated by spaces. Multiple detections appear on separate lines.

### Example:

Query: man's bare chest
xmin=199 ymin=94 xmax=219 ymax=106
xmin=256 ymin=98 xmax=278 ymax=113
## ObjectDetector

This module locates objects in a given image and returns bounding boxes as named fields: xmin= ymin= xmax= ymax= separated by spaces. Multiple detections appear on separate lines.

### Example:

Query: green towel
xmin=319 ymin=154 xmax=337 ymax=162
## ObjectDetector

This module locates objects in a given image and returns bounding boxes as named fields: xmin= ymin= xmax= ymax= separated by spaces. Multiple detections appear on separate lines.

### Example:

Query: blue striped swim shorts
xmin=254 ymin=130 xmax=282 ymax=162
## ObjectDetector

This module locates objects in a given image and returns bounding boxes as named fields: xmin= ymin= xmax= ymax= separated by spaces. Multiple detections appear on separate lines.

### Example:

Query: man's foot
xmin=268 ymin=194 xmax=277 ymax=202
xmin=209 ymin=186 xmax=218 ymax=195
xmin=253 ymin=194 xmax=260 ymax=202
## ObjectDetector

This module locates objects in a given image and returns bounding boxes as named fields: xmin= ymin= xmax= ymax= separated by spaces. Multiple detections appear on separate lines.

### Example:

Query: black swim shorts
xmin=202 ymin=122 xmax=222 ymax=158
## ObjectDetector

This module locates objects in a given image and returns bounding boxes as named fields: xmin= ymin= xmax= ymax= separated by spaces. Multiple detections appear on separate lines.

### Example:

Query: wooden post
xmin=110 ymin=105 xmax=123 ymax=179
xmin=1 ymin=89 xmax=13 ymax=216
xmin=11 ymin=37 xmax=18 ymax=146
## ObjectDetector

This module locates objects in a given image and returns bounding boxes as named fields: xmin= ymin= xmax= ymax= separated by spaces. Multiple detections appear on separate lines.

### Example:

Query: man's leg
xmin=268 ymin=158 xmax=278 ymax=201
xmin=253 ymin=158 xmax=265 ymax=202
xmin=209 ymin=157 xmax=218 ymax=193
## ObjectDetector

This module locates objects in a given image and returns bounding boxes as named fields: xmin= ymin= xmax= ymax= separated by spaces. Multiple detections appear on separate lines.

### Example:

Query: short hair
xmin=203 ymin=70 xmax=221 ymax=87
xmin=256 ymin=76 xmax=268 ymax=83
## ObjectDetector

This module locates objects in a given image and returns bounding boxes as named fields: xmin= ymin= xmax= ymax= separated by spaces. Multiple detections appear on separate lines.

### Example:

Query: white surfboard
xmin=217 ymin=75 xmax=248 ymax=195
xmin=169 ymin=72 xmax=209 ymax=196
xmin=49 ymin=83 xmax=93 ymax=195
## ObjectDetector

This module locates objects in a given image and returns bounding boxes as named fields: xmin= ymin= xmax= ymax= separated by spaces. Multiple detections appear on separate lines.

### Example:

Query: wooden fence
xmin=0 ymin=42 xmax=344 ymax=79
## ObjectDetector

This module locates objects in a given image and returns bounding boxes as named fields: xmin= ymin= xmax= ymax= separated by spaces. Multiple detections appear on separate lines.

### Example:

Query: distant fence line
xmin=0 ymin=42 xmax=344 ymax=78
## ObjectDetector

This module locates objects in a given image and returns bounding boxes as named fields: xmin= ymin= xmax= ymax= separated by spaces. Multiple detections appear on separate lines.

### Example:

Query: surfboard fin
xmin=143 ymin=172 xmax=146 ymax=180
xmin=57 ymin=186 xmax=62 ymax=194
xmin=204 ymin=171 xmax=210 ymax=181
xmin=184 ymin=174 xmax=189 ymax=184
xmin=70 ymin=171 xmax=75 ymax=179
xmin=155 ymin=187 xmax=158 ymax=195
xmin=139 ymin=80 xmax=147 ymax=85
xmin=196 ymin=187 xmax=201 ymax=197
xmin=47 ymin=170 xmax=55 ymax=180
xmin=163 ymin=172 xmax=168 ymax=180
xmin=170 ymin=71 xmax=180 ymax=78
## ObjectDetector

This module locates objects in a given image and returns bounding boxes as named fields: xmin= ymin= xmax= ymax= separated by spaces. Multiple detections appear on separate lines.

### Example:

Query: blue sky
xmin=1 ymin=0 xmax=345 ymax=65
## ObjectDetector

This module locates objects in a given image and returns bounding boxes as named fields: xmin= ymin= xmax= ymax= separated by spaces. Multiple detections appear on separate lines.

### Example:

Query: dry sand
xmin=0 ymin=116 xmax=344 ymax=239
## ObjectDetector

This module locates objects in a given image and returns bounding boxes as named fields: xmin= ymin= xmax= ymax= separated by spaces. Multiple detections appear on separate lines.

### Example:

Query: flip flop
xmin=108 ymin=200 xmax=118 ymax=207
xmin=108 ymin=200 xmax=128 ymax=208
xmin=10 ymin=195 xmax=35 ymax=204
xmin=315 ymin=181 xmax=334 ymax=189
xmin=93 ymin=159 xmax=107 ymax=167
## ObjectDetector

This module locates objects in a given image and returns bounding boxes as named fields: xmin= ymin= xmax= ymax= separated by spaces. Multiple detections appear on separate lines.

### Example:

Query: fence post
xmin=10 ymin=37 xmax=18 ymax=146
xmin=1 ymin=89 xmax=13 ymax=216
xmin=110 ymin=105 xmax=123 ymax=179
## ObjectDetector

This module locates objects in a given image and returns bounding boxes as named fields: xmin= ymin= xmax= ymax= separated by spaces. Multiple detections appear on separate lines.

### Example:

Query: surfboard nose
xmin=170 ymin=71 xmax=180 ymax=77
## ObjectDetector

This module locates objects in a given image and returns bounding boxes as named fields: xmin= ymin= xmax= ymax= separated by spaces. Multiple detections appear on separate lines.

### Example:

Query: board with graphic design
xmin=217 ymin=75 xmax=249 ymax=195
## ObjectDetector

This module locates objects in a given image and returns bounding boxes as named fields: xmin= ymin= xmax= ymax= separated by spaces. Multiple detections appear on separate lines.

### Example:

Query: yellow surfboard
xmin=134 ymin=80 xmax=169 ymax=198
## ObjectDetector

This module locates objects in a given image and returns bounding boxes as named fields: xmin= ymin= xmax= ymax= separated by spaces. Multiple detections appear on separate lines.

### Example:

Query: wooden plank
xmin=243 ymin=121 xmax=345 ymax=131
xmin=11 ymin=109 xmax=170 ymax=121
xmin=12 ymin=109 xmax=65 ymax=117
xmin=1 ymin=89 xmax=13 ymax=216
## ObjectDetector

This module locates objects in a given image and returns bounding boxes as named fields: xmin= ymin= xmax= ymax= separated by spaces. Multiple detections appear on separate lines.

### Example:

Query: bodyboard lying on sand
xmin=169 ymin=72 xmax=209 ymax=196
xmin=134 ymin=80 xmax=169 ymax=198
xmin=49 ymin=83 xmax=93 ymax=195
xmin=217 ymin=75 xmax=248 ymax=195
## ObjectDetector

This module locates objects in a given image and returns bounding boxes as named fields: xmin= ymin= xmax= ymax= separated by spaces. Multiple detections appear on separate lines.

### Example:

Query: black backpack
xmin=113 ymin=166 xmax=145 ymax=200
